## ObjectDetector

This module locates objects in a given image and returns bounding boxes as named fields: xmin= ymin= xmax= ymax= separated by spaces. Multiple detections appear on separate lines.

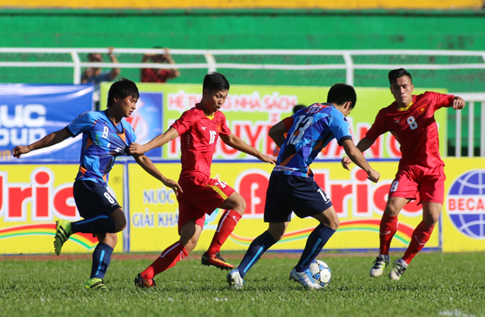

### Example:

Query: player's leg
xmin=389 ymin=167 xmax=444 ymax=280
xmin=136 ymin=219 xmax=202 ymax=288
xmin=54 ymin=180 xmax=124 ymax=255
xmin=84 ymin=232 xmax=117 ymax=290
xmin=372 ymin=169 xmax=418 ymax=277
xmin=293 ymin=206 xmax=338 ymax=274
xmin=283 ymin=176 xmax=334 ymax=290
xmin=370 ymin=196 xmax=409 ymax=277
xmin=202 ymin=186 xmax=240 ymax=270
xmin=228 ymin=222 xmax=287 ymax=289
xmin=228 ymin=173 xmax=291 ymax=289
xmin=388 ymin=202 xmax=441 ymax=281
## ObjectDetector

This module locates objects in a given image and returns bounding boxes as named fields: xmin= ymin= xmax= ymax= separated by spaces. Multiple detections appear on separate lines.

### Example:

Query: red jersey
xmin=140 ymin=68 xmax=171 ymax=83
xmin=366 ymin=91 xmax=454 ymax=169
xmin=171 ymin=104 xmax=232 ymax=177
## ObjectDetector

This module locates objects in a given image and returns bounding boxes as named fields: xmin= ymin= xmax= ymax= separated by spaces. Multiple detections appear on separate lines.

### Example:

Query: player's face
xmin=116 ymin=95 xmax=138 ymax=117
xmin=390 ymin=76 xmax=414 ymax=106
xmin=203 ymin=89 xmax=228 ymax=113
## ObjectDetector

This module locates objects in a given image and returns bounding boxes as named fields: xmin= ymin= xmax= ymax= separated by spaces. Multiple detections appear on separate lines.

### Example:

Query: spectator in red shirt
xmin=140 ymin=48 xmax=180 ymax=83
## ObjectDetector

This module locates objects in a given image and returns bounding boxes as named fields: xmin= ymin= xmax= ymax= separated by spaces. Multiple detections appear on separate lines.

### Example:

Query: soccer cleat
xmin=227 ymin=269 xmax=245 ymax=290
xmin=389 ymin=258 xmax=408 ymax=280
xmin=54 ymin=220 xmax=72 ymax=255
xmin=84 ymin=278 xmax=107 ymax=291
xmin=370 ymin=254 xmax=390 ymax=277
xmin=134 ymin=273 xmax=157 ymax=288
xmin=289 ymin=268 xmax=322 ymax=290
xmin=201 ymin=252 xmax=234 ymax=270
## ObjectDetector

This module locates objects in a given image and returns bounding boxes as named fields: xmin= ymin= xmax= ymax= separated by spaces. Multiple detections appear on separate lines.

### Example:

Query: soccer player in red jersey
xmin=342 ymin=68 xmax=465 ymax=280
xmin=130 ymin=72 xmax=276 ymax=288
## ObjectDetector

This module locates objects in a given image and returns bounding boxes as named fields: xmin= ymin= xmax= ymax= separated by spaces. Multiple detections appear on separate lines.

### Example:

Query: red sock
xmin=207 ymin=210 xmax=242 ymax=255
xmin=380 ymin=213 xmax=398 ymax=255
xmin=141 ymin=241 xmax=188 ymax=282
xmin=402 ymin=221 xmax=434 ymax=264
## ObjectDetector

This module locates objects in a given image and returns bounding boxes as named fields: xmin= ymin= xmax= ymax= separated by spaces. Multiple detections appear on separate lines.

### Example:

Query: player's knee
xmin=114 ymin=217 xmax=127 ymax=232
xmin=184 ymin=239 xmax=198 ymax=253
xmin=385 ymin=204 xmax=401 ymax=216
xmin=327 ymin=218 xmax=340 ymax=231
xmin=233 ymin=197 xmax=246 ymax=215
xmin=424 ymin=214 xmax=440 ymax=226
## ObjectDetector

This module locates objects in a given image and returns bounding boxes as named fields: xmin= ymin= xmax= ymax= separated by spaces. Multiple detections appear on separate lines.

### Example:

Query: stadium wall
xmin=1 ymin=9 xmax=485 ymax=50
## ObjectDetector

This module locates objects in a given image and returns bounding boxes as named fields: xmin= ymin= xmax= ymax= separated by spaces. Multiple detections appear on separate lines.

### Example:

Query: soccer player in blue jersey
xmin=227 ymin=83 xmax=380 ymax=290
xmin=12 ymin=78 xmax=181 ymax=290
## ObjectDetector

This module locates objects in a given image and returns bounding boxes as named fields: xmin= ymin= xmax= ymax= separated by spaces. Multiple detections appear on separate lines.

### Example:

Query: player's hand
xmin=107 ymin=47 xmax=114 ymax=56
xmin=161 ymin=178 xmax=183 ymax=195
xmin=12 ymin=145 xmax=31 ymax=158
xmin=341 ymin=156 xmax=352 ymax=170
xmin=452 ymin=96 xmax=465 ymax=110
xmin=260 ymin=154 xmax=277 ymax=165
xmin=367 ymin=168 xmax=380 ymax=183
xmin=129 ymin=143 xmax=146 ymax=155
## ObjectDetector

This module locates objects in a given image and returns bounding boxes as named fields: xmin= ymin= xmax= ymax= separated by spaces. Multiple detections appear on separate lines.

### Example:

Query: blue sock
xmin=295 ymin=224 xmax=336 ymax=272
xmin=90 ymin=243 xmax=114 ymax=279
xmin=237 ymin=231 xmax=277 ymax=278
xmin=71 ymin=215 xmax=116 ymax=234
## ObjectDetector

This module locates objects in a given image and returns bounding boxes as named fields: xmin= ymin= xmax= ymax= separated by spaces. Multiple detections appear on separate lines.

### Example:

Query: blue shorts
xmin=73 ymin=180 xmax=121 ymax=219
xmin=264 ymin=173 xmax=333 ymax=223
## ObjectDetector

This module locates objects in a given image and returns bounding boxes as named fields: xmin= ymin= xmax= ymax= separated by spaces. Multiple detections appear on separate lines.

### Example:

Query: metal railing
xmin=1 ymin=48 xmax=485 ymax=85
xmin=449 ymin=93 xmax=485 ymax=157
xmin=0 ymin=48 xmax=484 ymax=157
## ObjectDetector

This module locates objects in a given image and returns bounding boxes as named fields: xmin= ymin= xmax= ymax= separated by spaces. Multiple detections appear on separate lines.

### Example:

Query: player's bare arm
xmin=12 ymin=127 xmax=71 ymax=158
xmin=452 ymin=96 xmax=466 ymax=110
xmin=129 ymin=127 xmax=179 ymax=155
xmin=341 ymin=139 xmax=380 ymax=183
xmin=133 ymin=153 xmax=183 ymax=194
xmin=341 ymin=137 xmax=376 ymax=170
xmin=220 ymin=133 xmax=276 ymax=164
xmin=268 ymin=120 xmax=288 ymax=148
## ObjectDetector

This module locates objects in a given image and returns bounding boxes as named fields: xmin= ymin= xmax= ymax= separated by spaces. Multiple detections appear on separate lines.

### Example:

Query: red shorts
xmin=176 ymin=173 xmax=235 ymax=234
xmin=389 ymin=165 xmax=446 ymax=204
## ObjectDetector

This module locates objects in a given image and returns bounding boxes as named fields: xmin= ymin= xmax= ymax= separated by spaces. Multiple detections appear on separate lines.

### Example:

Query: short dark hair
xmin=293 ymin=104 xmax=306 ymax=114
xmin=327 ymin=83 xmax=357 ymax=109
xmin=203 ymin=72 xmax=230 ymax=94
xmin=388 ymin=68 xmax=412 ymax=86
xmin=107 ymin=78 xmax=139 ymax=108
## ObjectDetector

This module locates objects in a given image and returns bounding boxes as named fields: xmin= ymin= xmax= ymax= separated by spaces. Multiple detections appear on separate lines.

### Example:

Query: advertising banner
xmin=101 ymin=83 xmax=447 ymax=161
xmin=442 ymin=158 xmax=485 ymax=252
xmin=127 ymin=161 xmax=437 ymax=253
xmin=0 ymin=163 xmax=124 ymax=254
xmin=1 ymin=158 xmax=483 ymax=254
xmin=0 ymin=84 xmax=93 ymax=162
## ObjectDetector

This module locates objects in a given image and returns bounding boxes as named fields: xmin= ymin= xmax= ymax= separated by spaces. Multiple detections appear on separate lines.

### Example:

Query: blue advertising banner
xmin=0 ymin=84 xmax=93 ymax=161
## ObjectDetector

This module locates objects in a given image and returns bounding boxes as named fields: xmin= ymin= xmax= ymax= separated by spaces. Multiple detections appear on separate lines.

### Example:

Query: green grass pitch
xmin=0 ymin=252 xmax=484 ymax=317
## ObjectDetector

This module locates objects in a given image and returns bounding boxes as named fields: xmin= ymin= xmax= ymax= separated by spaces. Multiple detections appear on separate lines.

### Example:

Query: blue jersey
xmin=274 ymin=103 xmax=352 ymax=177
xmin=67 ymin=111 xmax=137 ymax=187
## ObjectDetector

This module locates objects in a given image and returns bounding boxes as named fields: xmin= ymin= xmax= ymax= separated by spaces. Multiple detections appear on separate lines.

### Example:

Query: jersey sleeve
xmin=124 ymin=120 xmax=137 ymax=145
xmin=219 ymin=113 xmax=232 ymax=136
xmin=366 ymin=109 xmax=389 ymax=140
xmin=171 ymin=110 xmax=194 ymax=135
xmin=66 ymin=111 xmax=96 ymax=137
xmin=426 ymin=91 xmax=455 ymax=110
xmin=328 ymin=111 xmax=352 ymax=146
